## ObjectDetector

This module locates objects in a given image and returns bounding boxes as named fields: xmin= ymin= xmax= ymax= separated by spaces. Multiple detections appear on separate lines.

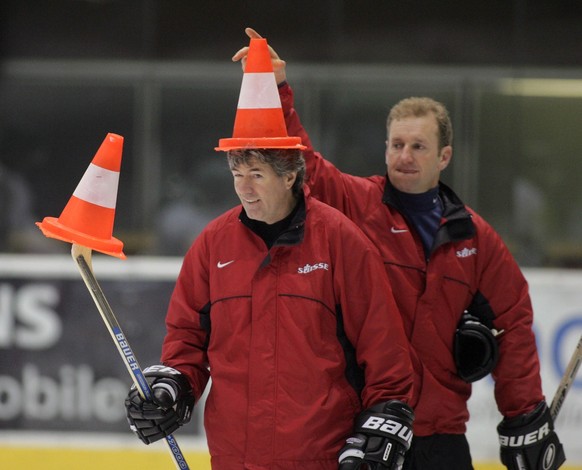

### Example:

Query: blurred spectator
xmin=0 ymin=160 xmax=60 ymax=253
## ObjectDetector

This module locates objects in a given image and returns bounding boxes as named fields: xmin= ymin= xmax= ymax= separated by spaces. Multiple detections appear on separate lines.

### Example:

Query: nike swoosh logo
xmin=217 ymin=260 xmax=235 ymax=268
xmin=391 ymin=227 xmax=408 ymax=234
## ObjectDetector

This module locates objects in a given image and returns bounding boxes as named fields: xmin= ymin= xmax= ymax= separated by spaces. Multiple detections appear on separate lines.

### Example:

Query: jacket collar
xmin=239 ymin=188 xmax=307 ymax=247
xmin=273 ymin=195 xmax=306 ymax=247
xmin=382 ymin=176 xmax=475 ymax=244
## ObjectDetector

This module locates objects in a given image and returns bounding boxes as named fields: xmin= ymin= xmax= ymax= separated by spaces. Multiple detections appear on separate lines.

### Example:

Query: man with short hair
xmin=124 ymin=37 xmax=416 ymax=468
xmin=232 ymin=28 xmax=566 ymax=470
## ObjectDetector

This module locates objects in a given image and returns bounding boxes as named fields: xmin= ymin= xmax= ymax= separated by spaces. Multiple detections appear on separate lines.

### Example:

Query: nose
xmin=235 ymin=175 xmax=254 ymax=194
xmin=400 ymin=144 xmax=414 ymax=162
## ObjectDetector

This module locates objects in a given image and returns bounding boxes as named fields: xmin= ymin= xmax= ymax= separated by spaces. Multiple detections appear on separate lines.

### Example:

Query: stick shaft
xmin=550 ymin=333 xmax=582 ymax=421
xmin=72 ymin=244 xmax=190 ymax=470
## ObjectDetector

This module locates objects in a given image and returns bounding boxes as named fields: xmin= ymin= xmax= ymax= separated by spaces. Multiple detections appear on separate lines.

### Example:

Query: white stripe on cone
xmin=72 ymin=163 xmax=119 ymax=209
xmin=237 ymin=73 xmax=281 ymax=109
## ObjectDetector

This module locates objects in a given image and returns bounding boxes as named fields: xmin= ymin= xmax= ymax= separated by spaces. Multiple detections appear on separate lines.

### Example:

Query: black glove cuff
xmin=354 ymin=400 xmax=414 ymax=450
xmin=498 ymin=401 xmax=554 ymax=446
xmin=498 ymin=401 xmax=566 ymax=470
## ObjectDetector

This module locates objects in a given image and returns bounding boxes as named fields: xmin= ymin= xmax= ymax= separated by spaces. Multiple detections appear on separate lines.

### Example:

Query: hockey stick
xmin=550 ymin=333 xmax=582 ymax=421
xmin=71 ymin=243 xmax=190 ymax=470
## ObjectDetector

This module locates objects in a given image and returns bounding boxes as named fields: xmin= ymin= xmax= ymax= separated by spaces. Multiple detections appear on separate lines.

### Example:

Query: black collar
xmin=240 ymin=196 xmax=306 ymax=248
xmin=382 ymin=177 xmax=475 ymax=244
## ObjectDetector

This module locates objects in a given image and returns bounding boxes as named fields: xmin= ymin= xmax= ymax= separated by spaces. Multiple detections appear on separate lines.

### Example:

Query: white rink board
xmin=467 ymin=268 xmax=582 ymax=464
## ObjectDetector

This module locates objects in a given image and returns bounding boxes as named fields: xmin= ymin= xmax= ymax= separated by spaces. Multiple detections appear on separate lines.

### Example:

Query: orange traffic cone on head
xmin=36 ymin=133 xmax=126 ymax=259
xmin=216 ymin=37 xmax=306 ymax=151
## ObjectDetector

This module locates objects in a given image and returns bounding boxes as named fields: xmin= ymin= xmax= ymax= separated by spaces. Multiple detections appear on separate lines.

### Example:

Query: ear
xmin=285 ymin=171 xmax=297 ymax=190
xmin=438 ymin=146 xmax=453 ymax=171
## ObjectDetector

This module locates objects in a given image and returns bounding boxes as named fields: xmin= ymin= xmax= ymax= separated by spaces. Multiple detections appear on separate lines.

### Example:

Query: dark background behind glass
xmin=1 ymin=0 xmax=582 ymax=266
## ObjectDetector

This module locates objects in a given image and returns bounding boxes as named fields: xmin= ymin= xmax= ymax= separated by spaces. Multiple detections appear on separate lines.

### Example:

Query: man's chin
xmin=245 ymin=210 xmax=265 ymax=223
xmin=390 ymin=179 xmax=416 ymax=193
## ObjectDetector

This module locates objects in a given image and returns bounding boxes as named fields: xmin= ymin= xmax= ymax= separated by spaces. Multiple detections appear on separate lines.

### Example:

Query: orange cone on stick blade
xmin=216 ymin=37 xmax=306 ymax=151
xmin=36 ymin=133 xmax=126 ymax=259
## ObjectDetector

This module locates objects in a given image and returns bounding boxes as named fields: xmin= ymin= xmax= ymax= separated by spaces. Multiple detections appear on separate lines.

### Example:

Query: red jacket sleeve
xmin=161 ymin=233 xmax=212 ymax=402
xmin=328 ymin=210 xmax=414 ymax=407
xmin=473 ymin=213 xmax=544 ymax=418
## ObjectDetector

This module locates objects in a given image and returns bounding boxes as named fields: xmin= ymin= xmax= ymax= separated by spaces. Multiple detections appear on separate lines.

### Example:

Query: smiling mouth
xmin=243 ymin=198 xmax=259 ymax=203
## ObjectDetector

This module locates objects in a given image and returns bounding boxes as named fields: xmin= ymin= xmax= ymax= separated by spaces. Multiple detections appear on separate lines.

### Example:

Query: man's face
xmin=231 ymin=157 xmax=297 ymax=224
xmin=385 ymin=114 xmax=452 ymax=194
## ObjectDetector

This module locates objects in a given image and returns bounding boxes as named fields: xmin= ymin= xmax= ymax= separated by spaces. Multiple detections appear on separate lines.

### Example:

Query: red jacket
xmin=280 ymin=83 xmax=544 ymax=436
xmin=161 ymin=191 xmax=414 ymax=469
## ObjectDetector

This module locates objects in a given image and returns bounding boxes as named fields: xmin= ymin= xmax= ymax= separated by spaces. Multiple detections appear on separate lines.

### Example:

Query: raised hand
xmin=232 ymin=27 xmax=287 ymax=84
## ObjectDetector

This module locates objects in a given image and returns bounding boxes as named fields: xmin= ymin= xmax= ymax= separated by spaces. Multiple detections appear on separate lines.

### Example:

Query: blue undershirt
xmin=393 ymin=186 xmax=443 ymax=259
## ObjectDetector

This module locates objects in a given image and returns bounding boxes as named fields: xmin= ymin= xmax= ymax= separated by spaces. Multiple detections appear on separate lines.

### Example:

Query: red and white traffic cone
xmin=216 ymin=37 xmax=305 ymax=151
xmin=36 ymin=133 xmax=126 ymax=259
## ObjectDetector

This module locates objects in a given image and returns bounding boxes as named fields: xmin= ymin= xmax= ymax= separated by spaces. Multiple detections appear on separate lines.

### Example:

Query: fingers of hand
xmin=232 ymin=46 xmax=249 ymax=62
xmin=245 ymin=27 xmax=262 ymax=39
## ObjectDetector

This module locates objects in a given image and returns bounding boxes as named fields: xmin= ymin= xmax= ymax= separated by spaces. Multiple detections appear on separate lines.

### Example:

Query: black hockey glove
xmin=454 ymin=291 xmax=501 ymax=383
xmin=498 ymin=401 xmax=565 ymax=470
xmin=339 ymin=400 xmax=414 ymax=470
xmin=125 ymin=365 xmax=195 ymax=445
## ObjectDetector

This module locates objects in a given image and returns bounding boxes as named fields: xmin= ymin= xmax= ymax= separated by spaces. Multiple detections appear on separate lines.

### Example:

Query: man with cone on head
xmin=124 ymin=37 xmax=416 ymax=469
xmin=231 ymin=28 xmax=566 ymax=470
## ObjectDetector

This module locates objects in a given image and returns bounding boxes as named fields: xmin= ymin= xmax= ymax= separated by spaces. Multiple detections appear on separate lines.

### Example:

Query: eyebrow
xmin=231 ymin=166 xmax=264 ymax=172
xmin=391 ymin=136 xmax=429 ymax=144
